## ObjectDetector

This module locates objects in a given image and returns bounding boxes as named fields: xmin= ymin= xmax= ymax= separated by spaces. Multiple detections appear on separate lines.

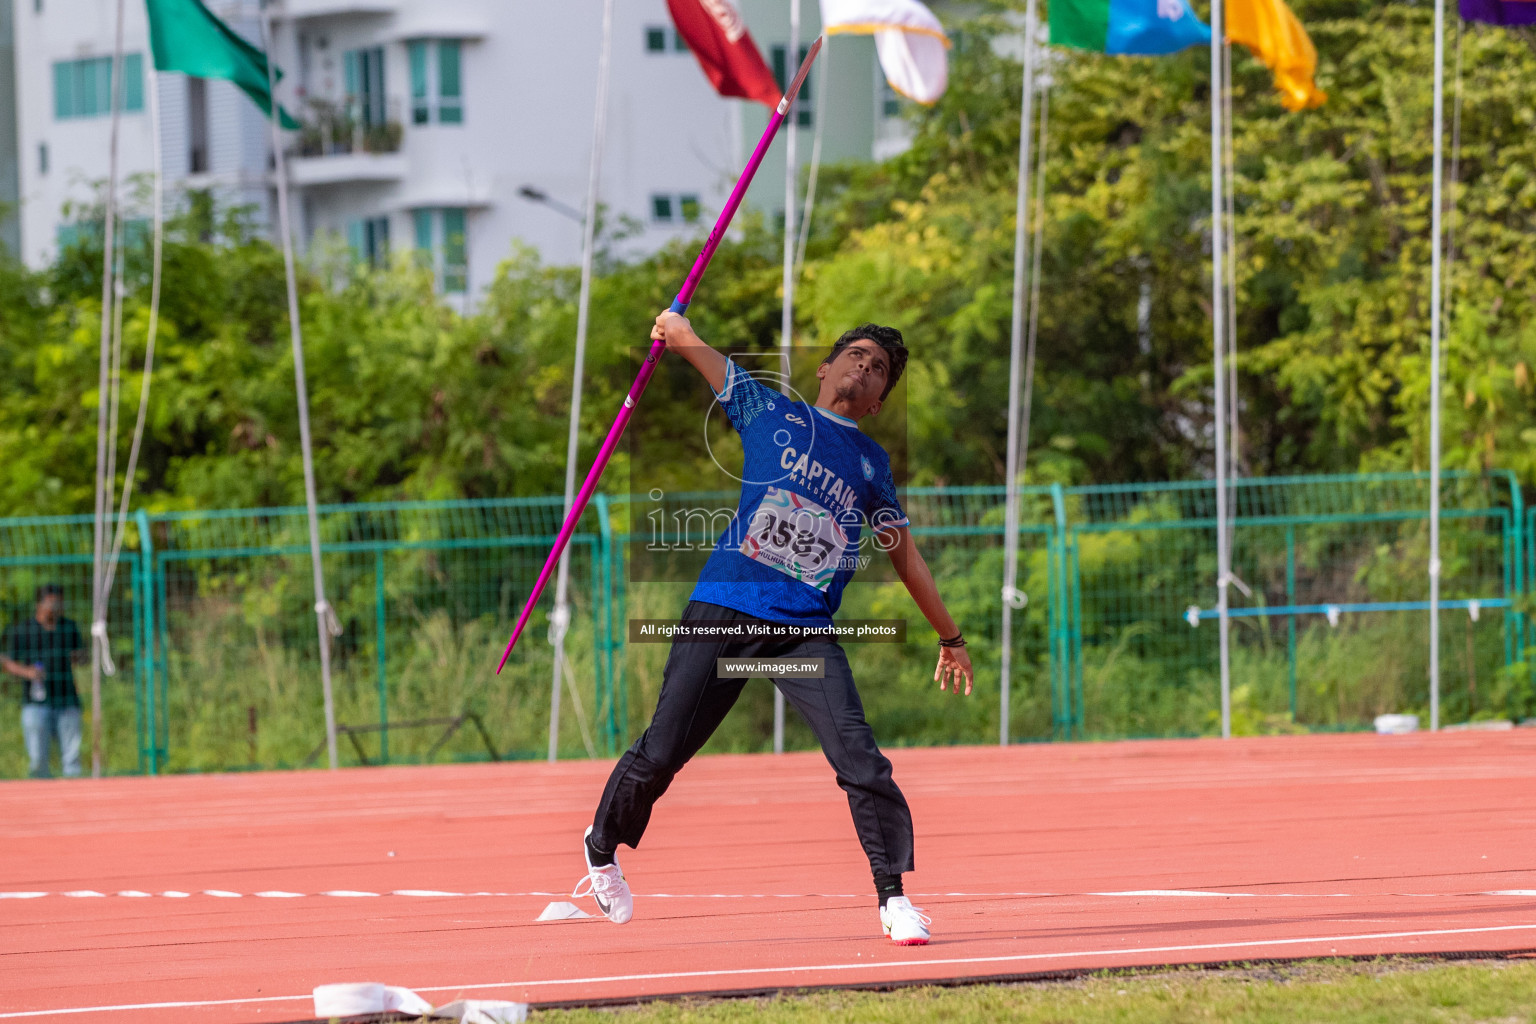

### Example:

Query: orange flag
xmin=1227 ymin=0 xmax=1326 ymax=111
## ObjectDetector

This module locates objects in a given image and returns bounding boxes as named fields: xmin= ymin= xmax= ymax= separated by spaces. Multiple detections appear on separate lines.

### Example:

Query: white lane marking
xmin=1093 ymin=890 xmax=1249 ymax=898
xmin=6 ymin=921 xmax=1536 ymax=1019
xmin=2 ymin=888 xmax=1533 ymax=901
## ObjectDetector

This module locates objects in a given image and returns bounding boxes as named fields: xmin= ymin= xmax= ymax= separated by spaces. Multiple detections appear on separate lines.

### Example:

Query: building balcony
xmin=288 ymin=98 xmax=405 ymax=187
xmin=279 ymin=0 xmax=396 ymax=19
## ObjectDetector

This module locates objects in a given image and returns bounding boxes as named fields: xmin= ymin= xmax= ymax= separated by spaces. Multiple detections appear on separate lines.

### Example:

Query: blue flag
xmin=1053 ymin=0 xmax=1212 ymax=55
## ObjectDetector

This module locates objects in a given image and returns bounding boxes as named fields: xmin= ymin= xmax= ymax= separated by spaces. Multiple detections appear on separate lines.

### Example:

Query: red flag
xmin=666 ymin=0 xmax=782 ymax=108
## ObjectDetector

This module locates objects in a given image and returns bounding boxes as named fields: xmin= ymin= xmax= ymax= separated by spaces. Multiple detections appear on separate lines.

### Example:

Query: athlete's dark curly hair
xmin=822 ymin=324 xmax=909 ymax=401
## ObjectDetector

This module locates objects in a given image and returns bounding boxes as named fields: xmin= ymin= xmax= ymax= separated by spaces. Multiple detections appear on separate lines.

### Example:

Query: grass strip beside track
xmin=531 ymin=958 xmax=1536 ymax=1024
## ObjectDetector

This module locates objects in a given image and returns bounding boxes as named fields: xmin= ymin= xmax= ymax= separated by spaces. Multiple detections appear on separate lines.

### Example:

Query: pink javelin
xmin=497 ymin=38 xmax=824 ymax=674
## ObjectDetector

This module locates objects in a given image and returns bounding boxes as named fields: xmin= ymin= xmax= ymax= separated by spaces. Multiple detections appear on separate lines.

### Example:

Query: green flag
xmin=144 ymin=0 xmax=300 ymax=129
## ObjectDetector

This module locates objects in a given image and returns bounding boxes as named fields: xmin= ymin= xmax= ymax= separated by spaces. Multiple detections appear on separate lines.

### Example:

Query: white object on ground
xmin=313 ymin=983 xmax=527 ymax=1023
xmin=1374 ymin=714 xmax=1419 ymax=735
xmin=537 ymin=900 xmax=592 ymax=921
xmin=313 ymin=983 xmax=431 ymax=1017
xmin=1441 ymin=719 xmax=1513 ymax=732
xmin=434 ymin=999 xmax=530 ymax=1023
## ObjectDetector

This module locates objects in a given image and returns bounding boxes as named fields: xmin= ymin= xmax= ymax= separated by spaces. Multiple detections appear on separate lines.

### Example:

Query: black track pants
xmin=591 ymin=601 xmax=915 ymax=877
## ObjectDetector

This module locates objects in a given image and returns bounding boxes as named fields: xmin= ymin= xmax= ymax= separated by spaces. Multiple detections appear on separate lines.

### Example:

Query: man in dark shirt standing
xmin=1 ymin=584 xmax=86 ymax=778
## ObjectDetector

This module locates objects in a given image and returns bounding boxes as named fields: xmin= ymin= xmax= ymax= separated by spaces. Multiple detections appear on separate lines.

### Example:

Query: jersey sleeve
xmin=871 ymin=456 xmax=909 ymax=532
xmin=712 ymin=360 xmax=779 ymax=437
xmin=67 ymin=621 xmax=84 ymax=655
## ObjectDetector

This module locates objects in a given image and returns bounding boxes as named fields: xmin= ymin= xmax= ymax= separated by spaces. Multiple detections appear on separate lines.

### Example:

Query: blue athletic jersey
xmin=691 ymin=359 xmax=908 ymax=627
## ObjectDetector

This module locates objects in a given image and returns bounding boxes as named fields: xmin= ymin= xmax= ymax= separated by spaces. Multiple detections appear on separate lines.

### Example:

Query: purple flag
xmin=1460 ymin=0 xmax=1536 ymax=25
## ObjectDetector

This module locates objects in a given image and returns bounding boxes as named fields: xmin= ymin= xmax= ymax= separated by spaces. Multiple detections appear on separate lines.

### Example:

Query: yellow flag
xmin=1227 ymin=0 xmax=1326 ymax=111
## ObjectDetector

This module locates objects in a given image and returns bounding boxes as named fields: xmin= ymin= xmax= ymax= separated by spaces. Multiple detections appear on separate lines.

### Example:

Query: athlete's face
xmin=817 ymin=341 xmax=890 ymax=416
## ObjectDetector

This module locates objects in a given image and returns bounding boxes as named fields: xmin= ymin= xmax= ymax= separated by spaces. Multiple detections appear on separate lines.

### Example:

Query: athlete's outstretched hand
xmin=936 ymin=646 xmax=973 ymax=696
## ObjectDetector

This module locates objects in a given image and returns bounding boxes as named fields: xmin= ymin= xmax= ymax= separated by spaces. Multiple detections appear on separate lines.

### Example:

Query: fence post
xmin=1070 ymin=535 xmax=1084 ymax=738
xmin=594 ymin=493 xmax=617 ymax=755
xmin=134 ymin=510 xmax=159 ymax=775
xmin=375 ymin=547 xmax=388 ymax=764
xmin=1049 ymin=484 xmax=1069 ymax=739
xmin=133 ymin=536 xmax=146 ymax=775
xmin=1502 ymin=470 xmax=1523 ymax=668
xmin=1286 ymin=523 xmax=1297 ymax=719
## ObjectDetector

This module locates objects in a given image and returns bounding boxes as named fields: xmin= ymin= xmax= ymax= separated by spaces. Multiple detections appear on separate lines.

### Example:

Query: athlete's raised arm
xmin=652 ymin=310 xmax=728 ymax=395
xmin=881 ymin=524 xmax=974 ymax=696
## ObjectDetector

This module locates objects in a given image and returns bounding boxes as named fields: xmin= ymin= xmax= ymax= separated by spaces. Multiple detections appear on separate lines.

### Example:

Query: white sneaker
xmin=573 ymin=826 xmax=633 ymax=924
xmin=880 ymin=896 xmax=930 ymax=945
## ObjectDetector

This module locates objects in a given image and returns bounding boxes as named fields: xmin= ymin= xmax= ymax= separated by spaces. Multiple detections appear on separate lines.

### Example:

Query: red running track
xmin=4 ymin=731 xmax=1536 ymax=1022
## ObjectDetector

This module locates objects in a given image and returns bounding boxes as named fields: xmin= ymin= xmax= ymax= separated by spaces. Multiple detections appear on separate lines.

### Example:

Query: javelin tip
xmin=779 ymin=35 xmax=824 ymax=114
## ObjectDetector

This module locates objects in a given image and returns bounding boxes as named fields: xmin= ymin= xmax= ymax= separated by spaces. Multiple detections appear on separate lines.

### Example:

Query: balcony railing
xmin=281 ymin=0 xmax=397 ymax=19
xmin=294 ymin=97 xmax=403 ymax=159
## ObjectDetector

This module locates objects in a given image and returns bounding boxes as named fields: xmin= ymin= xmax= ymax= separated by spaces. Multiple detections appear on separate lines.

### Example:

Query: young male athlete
xmin=574 ymin=310 xmax=975 ymax=945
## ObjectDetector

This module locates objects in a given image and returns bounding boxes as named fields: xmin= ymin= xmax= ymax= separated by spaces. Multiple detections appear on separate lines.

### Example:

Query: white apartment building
xmin=2 ymin=0 xmax=912 ymax=299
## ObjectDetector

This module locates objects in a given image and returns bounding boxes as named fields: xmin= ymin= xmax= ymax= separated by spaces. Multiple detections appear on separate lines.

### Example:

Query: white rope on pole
xmin=1020 ymin=76 xmax=1050 ymax=490
xmin=775 ymin=0 xmax=801 ymax=756
xmin=1000 ymin=0 xmax=1040 ymax=746
xmin=1429 ymin=0 xmax=1447 ymax=732
xmin=100 ymin=70 xmax=165 ymax=622
xmin=1211 ymin=0 xmax=1233 ymax=740
xmin=549 ymin=0 xmax=614 ymax=764
xmin=1220 ymin=41 xmax=1252 ymax=604
xmin=90 ymin=0 xmax=127 ymax=779
xmin=261 ymin=10 xmax=341 ymax=769
xmin=1224 ymin=38 xmax=1240 ymax=517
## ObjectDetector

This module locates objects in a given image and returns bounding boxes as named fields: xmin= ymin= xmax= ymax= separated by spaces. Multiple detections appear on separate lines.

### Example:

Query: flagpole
xmin=90 ymin=0 xmax=127 ymax=779
xmin=1211 ymin=0 xmax=1232 ymax=739
xmin=1429 ymin=0 xmax=1446 ymax=732
xmin=548 ymin=0 xmax=614 ymax=763
xmin=774 ymin=0 xmax=801 ymax=756
xmin=262 ymin=10 xmax=341 ymax=770
xmin=1000 ymin=0 xmax=1040 ymax=746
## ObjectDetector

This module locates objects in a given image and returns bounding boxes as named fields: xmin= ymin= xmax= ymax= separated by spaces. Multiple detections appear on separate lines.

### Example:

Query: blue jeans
xmin=21 ymin=705 xmax=82 ymax=779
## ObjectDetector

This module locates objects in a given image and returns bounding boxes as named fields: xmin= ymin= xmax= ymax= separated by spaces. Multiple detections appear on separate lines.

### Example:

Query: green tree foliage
xmin=0 ymin=1 xmax=1533 ymax=516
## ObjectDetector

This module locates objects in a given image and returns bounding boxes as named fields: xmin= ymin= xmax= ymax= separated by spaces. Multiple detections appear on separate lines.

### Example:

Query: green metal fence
xmin=0 ymin=472 xmax=1524 ymax=778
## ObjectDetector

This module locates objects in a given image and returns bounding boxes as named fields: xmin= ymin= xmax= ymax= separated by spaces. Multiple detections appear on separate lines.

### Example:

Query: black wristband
xmin=938 ymin=633 xmax=966 ymax=648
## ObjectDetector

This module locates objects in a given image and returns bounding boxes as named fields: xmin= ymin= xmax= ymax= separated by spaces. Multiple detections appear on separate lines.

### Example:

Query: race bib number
xmin=740 ymin=487 xmax=849 ymax=591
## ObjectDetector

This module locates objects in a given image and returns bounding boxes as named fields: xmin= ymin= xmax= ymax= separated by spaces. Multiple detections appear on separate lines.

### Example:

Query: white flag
xmin=820 ymin=0 xmax=949 ymax=104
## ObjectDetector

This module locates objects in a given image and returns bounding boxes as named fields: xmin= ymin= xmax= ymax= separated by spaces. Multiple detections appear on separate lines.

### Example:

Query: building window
xmin=53 ymin=54 xmax=144 ymax=120
xmin=347 ymin=216 xmax=390 ymax=267
xmin=343 ymin=46 xmax=387 ymax=128
xmin=187 ymin=77 xmax=209 ymax=173
xmin=413 ymin=207 xmax=467 ymax=293
xmin=770 ymin=46 xmax=812 ymax=128
xmin=408 ymin=39 xmax=463 ymax=125
xmin=651 ymin=194 xmax=701 ymax=224
xmin=644 ymin=27 xmax=688 ymax=53
xmin=880 ymin=78 xmax=900 ymax=118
